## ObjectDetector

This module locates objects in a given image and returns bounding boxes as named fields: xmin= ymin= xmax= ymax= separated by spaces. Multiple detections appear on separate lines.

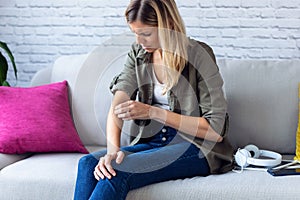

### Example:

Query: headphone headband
xmin=247 ymin=150 xmax=282 ymax=167
xmin=234 ymin=145 xmax=282 ymax=168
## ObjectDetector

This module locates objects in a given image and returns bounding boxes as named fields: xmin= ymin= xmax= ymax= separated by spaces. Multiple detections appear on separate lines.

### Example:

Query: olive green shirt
xmin=110 ymin=38 xmax=234 ymax=174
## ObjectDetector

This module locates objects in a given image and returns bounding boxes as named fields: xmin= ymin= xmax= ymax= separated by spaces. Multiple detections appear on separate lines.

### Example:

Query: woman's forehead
xmin=129 ymin=21 xmax=157 ymax=33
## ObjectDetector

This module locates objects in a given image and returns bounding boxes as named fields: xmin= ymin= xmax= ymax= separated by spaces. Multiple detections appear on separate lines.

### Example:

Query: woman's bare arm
xmin=114 ymin=100 xmax=223 ymax=143
xmin=150 ymin=106 xmax=223 ymax=142
xmin=94 ymin=90 xmax=130 ymax=180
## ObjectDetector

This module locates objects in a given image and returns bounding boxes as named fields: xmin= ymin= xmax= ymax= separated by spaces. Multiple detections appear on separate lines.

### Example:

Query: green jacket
xmin=110 ymin=38 xmax=234 ymax=174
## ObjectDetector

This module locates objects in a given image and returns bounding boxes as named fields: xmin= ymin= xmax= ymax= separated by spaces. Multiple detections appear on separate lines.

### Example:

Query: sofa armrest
xmin=30 ymin=66 xmax=53 ymax=87
xmin=0 ymin=153 xmax=31 ymax=170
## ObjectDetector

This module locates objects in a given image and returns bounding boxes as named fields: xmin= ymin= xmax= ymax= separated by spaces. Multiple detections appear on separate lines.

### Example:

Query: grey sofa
xmin=1 ymin=43 xmax=300 ymax=200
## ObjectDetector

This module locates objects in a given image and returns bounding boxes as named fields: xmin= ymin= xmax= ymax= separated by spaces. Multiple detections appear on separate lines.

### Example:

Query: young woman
xmin=74 ymin=0 xmax=234 ymax=199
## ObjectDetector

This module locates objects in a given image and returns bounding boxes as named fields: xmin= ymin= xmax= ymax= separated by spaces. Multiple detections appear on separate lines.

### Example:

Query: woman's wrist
xmin=149 ymin=106 xmax=167 ymax=123
xmin=107 ymin=144 xmax=120 ymax=154
xmin=107 ymin=148 xmax=120 ymax=155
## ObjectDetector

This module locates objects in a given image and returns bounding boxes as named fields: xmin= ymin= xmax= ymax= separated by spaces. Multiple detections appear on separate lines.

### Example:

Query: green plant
xmin=0 ymin=41 xmax=17 ymax=86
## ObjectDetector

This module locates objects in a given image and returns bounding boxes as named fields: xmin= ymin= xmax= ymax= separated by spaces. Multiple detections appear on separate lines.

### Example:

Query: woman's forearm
xmin=150 ymin=106 xmax=223 ymax=142
xmin=106 ymin=106 xmax=122 ymax=153
xmin=106 ymin=91 xmax=131 ymax=153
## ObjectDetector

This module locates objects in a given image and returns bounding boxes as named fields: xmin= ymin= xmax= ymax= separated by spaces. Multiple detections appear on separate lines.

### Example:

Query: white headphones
xmin=234 ymin=144 xmax=282 ymax=168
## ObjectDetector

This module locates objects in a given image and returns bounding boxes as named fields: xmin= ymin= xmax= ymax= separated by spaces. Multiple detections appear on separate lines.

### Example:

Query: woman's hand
xmin=94 ymin=151 xmax=125 ymax=180
xmin=114 ymin=100 xmax=152 ymax=120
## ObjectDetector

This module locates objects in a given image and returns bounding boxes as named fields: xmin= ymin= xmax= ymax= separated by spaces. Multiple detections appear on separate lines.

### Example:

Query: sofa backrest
xmin=39 ymin=45 xmax=300 ymax=154
xmin=49 ymin=46 xmax=132 ymax=147
xmin=218 ymin=59 xmax=300 ymax=154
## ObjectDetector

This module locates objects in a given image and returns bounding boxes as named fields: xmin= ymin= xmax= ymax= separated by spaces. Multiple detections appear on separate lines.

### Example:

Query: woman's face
xmin=129 ymin=21 xmax=160 ymax=53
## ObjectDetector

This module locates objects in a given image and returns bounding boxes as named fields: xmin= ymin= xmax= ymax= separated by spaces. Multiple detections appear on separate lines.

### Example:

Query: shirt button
xmin=162 ymin=137 xmax=167 ymax=141
xmin=161 ymin=128 xmax=167 ymax=133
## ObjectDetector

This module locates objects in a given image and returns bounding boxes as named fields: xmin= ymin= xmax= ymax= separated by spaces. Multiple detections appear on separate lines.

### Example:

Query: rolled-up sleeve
xmin=109 ymin=44 xmax=139 ymax=99
xmin=195 ymin=46 xmax=228 ymax=136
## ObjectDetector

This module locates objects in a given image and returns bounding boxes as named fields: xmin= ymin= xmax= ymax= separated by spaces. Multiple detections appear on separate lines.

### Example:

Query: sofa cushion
xmin=0 ymin=146 xmax=104 ymax=200
xmin=128 ymin=170 xmax=300 ymax=200
xmin=1 ymin=153 xmax=299 ymax=200
xmin=0 ymin=81 xmax=88 ymax=154
xmin=0 ymin=153 xmax=30 ymax=170
xmin=218 ymin=59 xmax=300 ymax=154
xmin=0 ymin=153 xmax=84 ymax=200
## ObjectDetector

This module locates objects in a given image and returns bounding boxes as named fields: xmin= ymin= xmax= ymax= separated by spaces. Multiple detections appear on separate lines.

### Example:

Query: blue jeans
xmin=74 ymin=126 xmax=210 ymax=200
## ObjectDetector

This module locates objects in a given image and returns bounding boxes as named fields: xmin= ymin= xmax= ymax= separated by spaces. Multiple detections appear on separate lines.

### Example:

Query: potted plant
xmin=0 ymin=41 xmax=17 ymax=86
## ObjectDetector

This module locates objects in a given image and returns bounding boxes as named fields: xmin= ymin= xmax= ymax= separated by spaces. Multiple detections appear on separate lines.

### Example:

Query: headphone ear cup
xmin=234 ymin=149 xmax=251 ymax=168
xmin=244 ymin=144 xmax=260 ymax=158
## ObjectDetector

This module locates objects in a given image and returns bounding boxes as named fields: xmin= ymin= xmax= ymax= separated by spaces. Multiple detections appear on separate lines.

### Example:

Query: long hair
xmin=125 ymin=0 xmax=189 ymax=94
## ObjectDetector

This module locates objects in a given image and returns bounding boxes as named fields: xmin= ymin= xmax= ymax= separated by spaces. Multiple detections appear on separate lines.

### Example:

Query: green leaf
xmin=0 ymin=52 xmax=8 ymax=83
xmin=0 ymin=41 xmax=17 ymax=79
xmin=1 ymin=80 xmax=10 ymax=86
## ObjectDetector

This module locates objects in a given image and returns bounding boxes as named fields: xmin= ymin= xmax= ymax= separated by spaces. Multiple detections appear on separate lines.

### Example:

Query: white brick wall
xmin=0 ymin=0 xmax=299 ymax=86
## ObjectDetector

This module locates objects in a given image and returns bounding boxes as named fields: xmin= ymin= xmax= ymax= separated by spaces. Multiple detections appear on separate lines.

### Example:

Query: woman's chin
xmin=143 ymin=47 xmax=155 ymax=53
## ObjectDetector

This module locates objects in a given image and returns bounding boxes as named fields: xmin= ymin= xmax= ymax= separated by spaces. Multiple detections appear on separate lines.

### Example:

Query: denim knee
xmin=78 ymin=154 xmax=98 ymax=169
xmin=74 ymin=154 xmax=100 ymax=200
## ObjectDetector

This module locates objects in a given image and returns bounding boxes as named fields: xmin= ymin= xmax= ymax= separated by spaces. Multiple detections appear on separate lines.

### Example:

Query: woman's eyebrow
xmin=131 ymin=30 xmax=151 ymax=36
xmin=134 ymin=27 xmax=154 ymax=33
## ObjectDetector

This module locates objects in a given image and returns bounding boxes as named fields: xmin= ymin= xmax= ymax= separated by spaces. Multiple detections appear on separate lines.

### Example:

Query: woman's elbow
xmin=197 ymin=124 xmax=224 ymax=143
xmin=216 ymin=135 xmax=223 ymax=143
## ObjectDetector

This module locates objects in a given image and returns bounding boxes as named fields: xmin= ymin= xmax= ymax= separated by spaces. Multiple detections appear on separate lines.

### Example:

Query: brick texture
xmin=0 ymin=0 xmax=299 ymax=86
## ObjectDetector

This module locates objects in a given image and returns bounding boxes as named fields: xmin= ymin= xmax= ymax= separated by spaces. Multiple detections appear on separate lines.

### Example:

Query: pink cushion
xmin=0 ymin=81 xmax=88 ymax=154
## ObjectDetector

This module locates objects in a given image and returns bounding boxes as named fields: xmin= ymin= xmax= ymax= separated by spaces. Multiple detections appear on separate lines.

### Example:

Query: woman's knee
xmin=80 ymin=149 xmax=107 ymax=162
xmin=78 ymin=154 xmax=98 ymax=168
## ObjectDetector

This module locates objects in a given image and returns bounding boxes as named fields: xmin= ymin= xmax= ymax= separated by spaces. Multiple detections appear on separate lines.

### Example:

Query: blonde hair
xmin=125 ymin=0 xmax=188 ymax=94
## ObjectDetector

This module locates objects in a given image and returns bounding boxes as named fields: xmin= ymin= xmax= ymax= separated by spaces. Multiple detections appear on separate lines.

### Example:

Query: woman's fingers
xmin=94 ymin=157 xmax=112 ymax=180
xmin=116 ymin=151 xmax=125 ymax=164
xmin=94 ymin=157 xmax=105 ymax=180
xmin=114 ymin=100 xmax=151 ymax=120
xmin=93 ymin=169 xmax=103 ymax=181
xmin=94 ymin=151 xmax=124 ymax=180
xmin=104 ymin=155 xmax=116 ymax=177
xmin=114 ymin=100 xmax=132 ymax=110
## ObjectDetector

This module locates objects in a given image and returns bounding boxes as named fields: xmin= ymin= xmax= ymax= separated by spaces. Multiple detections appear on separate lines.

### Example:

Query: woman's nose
xmin=136 ymin=35 xmax=145 ymax=45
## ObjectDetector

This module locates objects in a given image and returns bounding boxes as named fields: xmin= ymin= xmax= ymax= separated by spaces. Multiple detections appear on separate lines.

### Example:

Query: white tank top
xmin=151 ymin=67 xmax=169 ymax=110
